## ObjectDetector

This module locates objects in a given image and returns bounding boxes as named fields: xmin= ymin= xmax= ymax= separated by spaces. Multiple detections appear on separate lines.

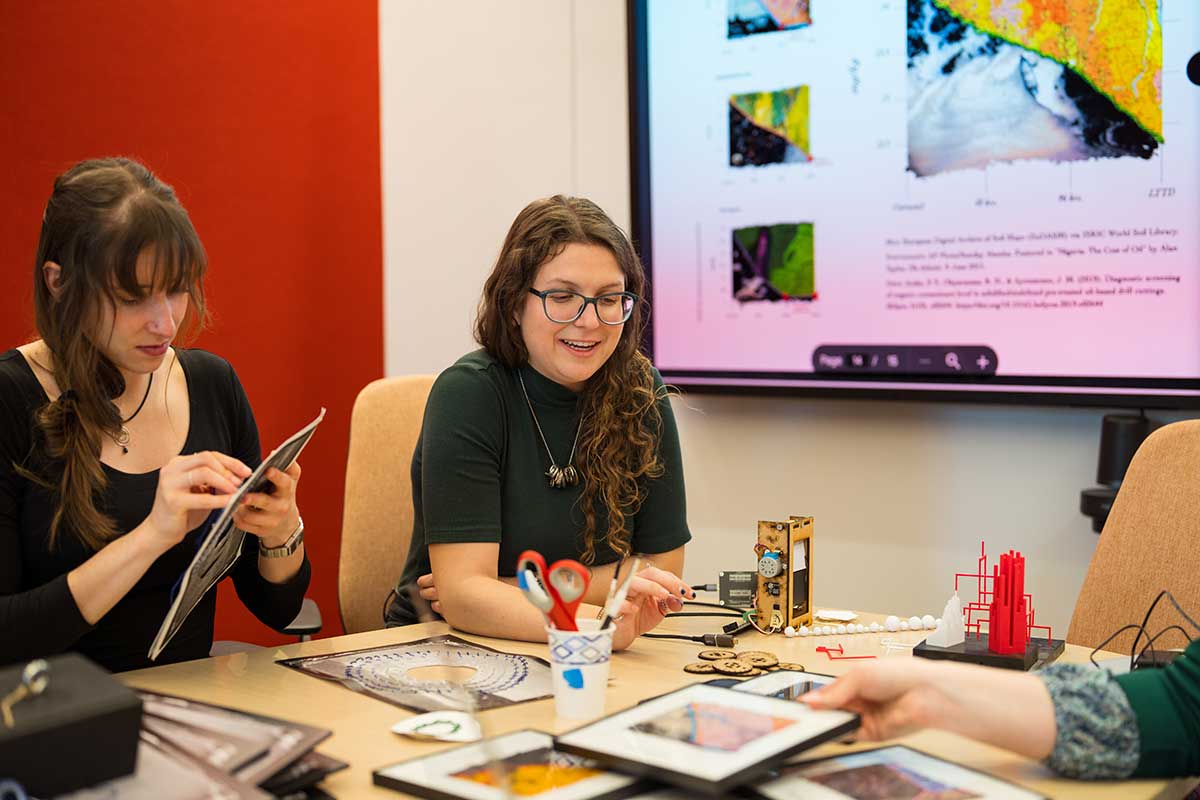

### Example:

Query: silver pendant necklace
xmin=113 ymin=373 xmax=154 ymax=455
xmin=518 ymin=372 xmax=581 ymax=489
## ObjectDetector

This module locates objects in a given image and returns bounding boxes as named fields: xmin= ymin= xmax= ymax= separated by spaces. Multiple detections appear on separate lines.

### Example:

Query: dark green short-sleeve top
xmin=1115 ymin=636 xmax=1200 ymax=777
xmin=387 ymin=349 xmax=690 ymax=626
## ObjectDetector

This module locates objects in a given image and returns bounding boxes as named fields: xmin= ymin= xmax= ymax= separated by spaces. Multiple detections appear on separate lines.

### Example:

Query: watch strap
xmin=259 ymin=516 xmax=304 ymax=559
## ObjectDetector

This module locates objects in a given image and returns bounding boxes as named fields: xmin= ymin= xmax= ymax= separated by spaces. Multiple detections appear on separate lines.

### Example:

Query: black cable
xmin=1089 ymin=590 xmax=1200 ymax=669
xmin=1135 ymin=624 xmax=1192 ymax=668
xmin=665 ymin=611 xmax=743 ymax=619
xmin=683 ymin=599 xmax=748 ymax=612
xmin=1163 ymin=592 xmax=1200 ymax=632
xmin=643 ymin=632 xmax=736 ymax=647
xmin=1126 ymin=590 xmax=1200 ymax=671
xmin=1129 ymin=590 xmax=1170 ymax=672
xmin=643 ymin=633 xmax=701 ymax=642
xmin=1090 ymin=624 xmax=1144 ymax=668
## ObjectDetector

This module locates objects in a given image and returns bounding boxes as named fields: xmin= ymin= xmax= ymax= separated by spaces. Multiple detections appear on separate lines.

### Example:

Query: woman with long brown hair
xmin=0 ymin=157 xmax=310 ymax=672
xmin=386 ymin=196 xmax=691 ymax=650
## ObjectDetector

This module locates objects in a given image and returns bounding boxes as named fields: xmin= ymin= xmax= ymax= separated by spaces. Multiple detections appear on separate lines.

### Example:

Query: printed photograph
xmin=452 ymin=747 xmax=602 ymax=796
xmin=728 ymin=0 xmax=812 ymax=39
xmin=759 ymin=746 xmax=1046 ymax=800
xmin=373 ymin=730 xmax=645 ymax=800
xmin=733 ymin=223 xmax=816 ymax=302
xmin=907 ymin=0 xmax=1162 ymax=177
xmin=805 ymin=762 xmax=979 ymax=800
xmin=730 ymin=85 xmax=812 ymax=167
xmin=631 ymin=702 xmax=796 ymax=752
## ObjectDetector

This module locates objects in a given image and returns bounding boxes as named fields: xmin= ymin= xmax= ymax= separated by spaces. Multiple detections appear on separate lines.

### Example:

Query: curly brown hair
xmin=474 ymin=196 xmax=666 ymax=564
xmin=22 ymin=157 xmax=207 ymax=551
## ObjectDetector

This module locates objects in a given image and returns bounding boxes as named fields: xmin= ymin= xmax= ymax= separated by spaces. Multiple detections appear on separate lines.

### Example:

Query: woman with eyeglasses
xmin=386 ymin=196 xmax=692 ymax=650
xmin=0 ymin=158 xmax=310 ymax=672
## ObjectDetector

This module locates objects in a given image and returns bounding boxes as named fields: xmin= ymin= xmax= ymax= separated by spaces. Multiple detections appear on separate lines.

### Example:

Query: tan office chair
xmin=338 ymin=374 xmax=436 ymax=634
xmin=1067 ymin=420 xmax=1200 ymax=652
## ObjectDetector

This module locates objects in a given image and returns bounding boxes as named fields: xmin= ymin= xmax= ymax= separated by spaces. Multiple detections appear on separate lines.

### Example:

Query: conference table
xmin=121 ymin=610 xmax=1194 ymax=799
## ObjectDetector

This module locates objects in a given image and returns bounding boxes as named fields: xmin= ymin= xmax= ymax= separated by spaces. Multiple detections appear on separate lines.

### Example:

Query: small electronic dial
xmin=757 ymin=552 xmax=782 ymax=578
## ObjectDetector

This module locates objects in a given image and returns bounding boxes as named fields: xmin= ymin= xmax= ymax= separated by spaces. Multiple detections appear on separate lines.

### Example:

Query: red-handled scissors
xmin=546 ymin=559 xmax=590 ymax=629
xmin=516 ymin=550 xmax=589 ymax=631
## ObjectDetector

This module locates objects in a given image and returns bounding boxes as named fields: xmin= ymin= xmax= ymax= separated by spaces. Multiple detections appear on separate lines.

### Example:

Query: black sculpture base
xmin=913 ymin=634 xmax=1064 ymax=671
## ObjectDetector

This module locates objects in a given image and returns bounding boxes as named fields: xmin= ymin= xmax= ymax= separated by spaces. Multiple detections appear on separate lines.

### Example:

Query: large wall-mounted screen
xmin=629 ymin=0 xmax=1200 ymax=407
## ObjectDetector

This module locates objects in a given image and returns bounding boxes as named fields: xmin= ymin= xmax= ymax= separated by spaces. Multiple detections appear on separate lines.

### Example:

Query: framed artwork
xmin=554 ymin=684 xmax=859 ymax=795
xmin=136 ymin=691 xmax=330 ymax=785
xmin=62 ymin=692 xmax=337 ymax=799
xmin=751 ymin=745 xmax=1047 ymax=800
xmin=373 ymin=730 xmax=647 ymax=800
xmin=278 ymin=634 xmax=553 ymax=713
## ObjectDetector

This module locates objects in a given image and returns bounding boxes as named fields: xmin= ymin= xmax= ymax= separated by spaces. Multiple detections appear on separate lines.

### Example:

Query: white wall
xmin=380 ymin=0 xmax=1178 ymax=634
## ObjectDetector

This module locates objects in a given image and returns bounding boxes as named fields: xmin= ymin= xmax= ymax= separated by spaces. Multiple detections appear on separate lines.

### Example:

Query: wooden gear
xmin=753 ymin=516 xmax=813 ymax=632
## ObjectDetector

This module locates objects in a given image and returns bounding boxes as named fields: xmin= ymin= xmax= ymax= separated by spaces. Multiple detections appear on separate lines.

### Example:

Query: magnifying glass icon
xmin=945 ymin=352 xmax=962 ymax=370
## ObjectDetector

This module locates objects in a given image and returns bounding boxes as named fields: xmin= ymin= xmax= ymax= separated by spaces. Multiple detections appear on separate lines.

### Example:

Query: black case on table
xmin=0 ymin=653 xmax=142 ymax=795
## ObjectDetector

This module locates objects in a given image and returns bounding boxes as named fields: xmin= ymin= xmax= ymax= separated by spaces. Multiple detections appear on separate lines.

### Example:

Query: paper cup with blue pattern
xmin=545 ymin=619 xmax=614 ymax=719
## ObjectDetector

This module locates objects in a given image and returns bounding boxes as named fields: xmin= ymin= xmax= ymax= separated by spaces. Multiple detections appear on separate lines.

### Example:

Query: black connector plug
xmin=1134 ymin=650 xmax=1182 ymax=670
xmin=691 ymin=583 xmax=718 ymax=592
xmin=701 ymin=632 xmax=736 ymax=648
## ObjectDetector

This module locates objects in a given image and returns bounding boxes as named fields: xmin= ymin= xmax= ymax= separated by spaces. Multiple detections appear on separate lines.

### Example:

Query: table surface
xmin=121 ymin=610 xmax=1192 ymax=799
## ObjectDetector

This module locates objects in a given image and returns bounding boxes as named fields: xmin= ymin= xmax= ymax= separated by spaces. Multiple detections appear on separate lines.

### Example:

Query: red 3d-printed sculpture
xmin=988 ymin=551 xmax=1028 ymax=655
xmin=954 ymin=541 xmax=1053 ymax=649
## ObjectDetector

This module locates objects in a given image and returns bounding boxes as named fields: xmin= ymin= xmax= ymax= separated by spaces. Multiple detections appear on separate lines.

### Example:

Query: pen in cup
xmin=599 ymin=557 xmax=641 ymax=629
xmin=600 ymin=557 xmax=624 ymax=620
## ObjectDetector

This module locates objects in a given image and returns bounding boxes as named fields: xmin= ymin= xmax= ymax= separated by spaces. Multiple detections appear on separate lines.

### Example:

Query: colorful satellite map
xmin=728 ymin=0 xmax=813 ymax=38
xmin=939 ymin=0 xmax=1162 ymax=138
xmin=729 ymin=85 xmax=812 ymax=167
xmin=908 ymin=0 xmax=1162 ymax=176
xmin=733 ymin=223 xmax=816 ymax=302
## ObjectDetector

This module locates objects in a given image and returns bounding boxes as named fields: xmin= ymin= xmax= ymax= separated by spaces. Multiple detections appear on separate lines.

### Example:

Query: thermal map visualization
xmin=908 ymin=0 xmax=1162 ymax=176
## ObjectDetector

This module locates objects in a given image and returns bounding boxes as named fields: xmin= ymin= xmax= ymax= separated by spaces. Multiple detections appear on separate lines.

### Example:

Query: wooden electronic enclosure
xmin=753 ymin=516 xmax=813 ymax=631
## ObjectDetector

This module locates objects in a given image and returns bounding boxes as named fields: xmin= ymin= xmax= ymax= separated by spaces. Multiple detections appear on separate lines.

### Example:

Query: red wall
xmin=0 ymin=2 xmax=383 ymax=642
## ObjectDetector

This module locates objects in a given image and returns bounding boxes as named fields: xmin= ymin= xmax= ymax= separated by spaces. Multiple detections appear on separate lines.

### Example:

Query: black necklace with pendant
xmin=113 ymin=373 xmax=154 ymax=455
xmin=518 ymin=372 xmax=581 ymax=489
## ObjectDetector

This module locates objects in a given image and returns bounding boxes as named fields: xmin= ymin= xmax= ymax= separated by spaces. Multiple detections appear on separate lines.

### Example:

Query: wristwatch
xmin=259 ymin=516 xmax=304 ymax=559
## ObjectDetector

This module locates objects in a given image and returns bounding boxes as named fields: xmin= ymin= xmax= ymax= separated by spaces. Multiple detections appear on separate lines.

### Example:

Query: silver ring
xmin=22 ymin=660 xmax=48 ymax=696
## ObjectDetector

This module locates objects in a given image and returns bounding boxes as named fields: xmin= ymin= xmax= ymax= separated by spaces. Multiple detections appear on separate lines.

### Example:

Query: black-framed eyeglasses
xmin=528 ymin=288 xmax=639 ymax=325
